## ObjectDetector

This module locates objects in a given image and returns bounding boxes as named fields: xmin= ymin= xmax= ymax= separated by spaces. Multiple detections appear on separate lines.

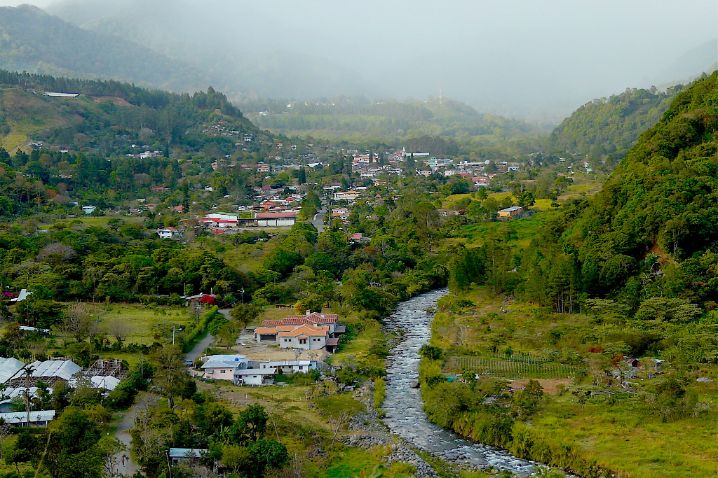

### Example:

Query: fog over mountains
xmin=0 ymin=0 xmax=716 ymax=121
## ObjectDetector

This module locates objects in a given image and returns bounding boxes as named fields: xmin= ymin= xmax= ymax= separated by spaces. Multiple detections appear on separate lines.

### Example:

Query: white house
xmin=277 ymin=325 xmax=329 ymax=350
xmin=81 ymin=206 xmax=96 ymax=215
xmin=234 ymin=368 xmax=276 ymax=386
xmin=255 ymin=360 xmax=318 ymax=374
xmin=10 ymin=289 xmax=32 ymax=303
xmin=200 ymin=355 xmax=248 ymax=381
xmin=156 ymin=227 xmax=181 ymax=239
xmin=233 ymin=360 xmax=318 ymax=386
xmin=255 ymin=211 xmax=297 ymax=227
xmin=333 ymin=191 xmax=361 ymax=202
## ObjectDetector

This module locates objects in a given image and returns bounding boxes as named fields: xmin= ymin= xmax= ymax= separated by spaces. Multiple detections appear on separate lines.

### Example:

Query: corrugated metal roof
xmin=169 ymin=448 xmax=206 ymax=459
xmin=0 ymin=358 xmax=24 ymax=384
xmin=201 ymin=355 xmax=247 ymax=369
xmin=0 ymin=410 xmax=55 ymax=424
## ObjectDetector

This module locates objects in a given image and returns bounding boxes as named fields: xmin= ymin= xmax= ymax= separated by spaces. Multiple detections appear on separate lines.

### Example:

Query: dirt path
xmin=111 ymin=392 xmax=157 ymax=477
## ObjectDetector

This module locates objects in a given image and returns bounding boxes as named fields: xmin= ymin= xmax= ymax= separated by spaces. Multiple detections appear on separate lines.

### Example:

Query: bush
xmin=181 ymin=306 xmax=222 ymax=353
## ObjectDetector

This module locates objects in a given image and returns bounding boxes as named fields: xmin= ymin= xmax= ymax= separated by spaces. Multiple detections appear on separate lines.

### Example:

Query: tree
xmin=106 ymin=317 xmax=130 ymax=347
xmin=150 ymin=346 xmax=192 ymax=408
xmin=233 ymin=404 xmax=268 ymax=443
xmin=517 ymin=191 xmax=535 ymax=209
xmin=246 ymin=439 xmax=289 ymax=478
xmin=40 ymin=407 xmax=115 ymax=478
xmin=230 ymin=303 xmax=261 ymax=329
xmin=62 ymin=303 xmax=97 ymax=342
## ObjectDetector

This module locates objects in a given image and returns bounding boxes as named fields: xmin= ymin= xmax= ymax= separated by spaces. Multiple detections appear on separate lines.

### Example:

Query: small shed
xmin=168 ymin=448 xmax=207 ymax=464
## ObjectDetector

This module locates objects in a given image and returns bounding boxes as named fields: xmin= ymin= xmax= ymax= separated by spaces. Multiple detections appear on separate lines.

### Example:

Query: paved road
xmin=111 ymin=392 xmax=156 ymax=477
xmin=312 ymin=207 xmax=326 ymax=232
xmin=185 ymin=331 xmax=215 ymax=363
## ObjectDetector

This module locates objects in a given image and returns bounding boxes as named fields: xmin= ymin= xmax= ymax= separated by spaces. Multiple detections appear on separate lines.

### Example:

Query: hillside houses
xmin=201 ymin=210 xmax=298 ymax=232
xmin=254 ymin=312 xmax=345 ymax=353
xmin=198 ymin=354 xmax=320 ymax=386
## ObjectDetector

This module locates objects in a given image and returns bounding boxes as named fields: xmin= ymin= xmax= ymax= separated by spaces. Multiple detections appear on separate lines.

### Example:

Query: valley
xmin=0 ymin=3 xmax=715 ymax=477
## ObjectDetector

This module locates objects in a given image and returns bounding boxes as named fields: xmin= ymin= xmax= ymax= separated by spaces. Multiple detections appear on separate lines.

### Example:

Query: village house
xmin=332 ymin=208 xmax=350 ymax=220
xmin=200 ymin=355 xmax=248 ymax=381
xmin=201 ymin=213 xmax=239 ymax=229
xmin=234 ymin=360 xmax=319 ymax=386
xmin=497 ymin=206 xmax=524 ymax=219
xmin=255 ymin=211 xmax=297 ymax=227
xmin=254 ymin=313 xmax=344 ymax=352
xmin=277 ymin=325 xmax=329 ymax=350
xmin=156 ymin=227 xmax=181 ymax=239
xmin=333 ymin=191 xmax=361 ymax=202
xmin=168 ymin=448 xmax=207 ymax=465
xmin=261 ymin=312 xmax=344 ymax=335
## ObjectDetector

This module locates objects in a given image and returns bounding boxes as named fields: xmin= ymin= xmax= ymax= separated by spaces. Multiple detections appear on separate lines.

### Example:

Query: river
xmin=382 ymin=288 xmax=536 ymax=474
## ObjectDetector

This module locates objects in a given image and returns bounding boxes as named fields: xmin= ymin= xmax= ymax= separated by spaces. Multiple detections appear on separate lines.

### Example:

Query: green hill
xmin=0 ymin=70 xmax=265 ymax=156
xmin=0 ymin=5 xmax=206 ymax=93
xmin=542 ymin=71 xmax=718 ymax=308
xmin=549 ymin=85 xmax=683 ymax=169
xmin=243 ymin=96 xmax=547 ymax=147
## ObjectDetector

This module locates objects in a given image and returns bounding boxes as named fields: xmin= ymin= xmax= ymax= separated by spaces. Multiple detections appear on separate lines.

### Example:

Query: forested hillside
xmin=549 ymin=85 xmax=683 ymax=168
xmin=244 ymin=96 xmax=546 ymax=149
xmin=0 ymin=5 xmax=205 ymax=92
xmin=0 ymin=70 xmax=266 ymax=155
xmin=556 ymin=71 xmax=718 ymax=307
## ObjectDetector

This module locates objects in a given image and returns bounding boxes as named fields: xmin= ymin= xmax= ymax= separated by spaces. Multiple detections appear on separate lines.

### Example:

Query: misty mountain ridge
xmin=46 ymin=0 xmax=717 ymax=120
xmin=0 ymin=4 xmax=209 ymax=92
xmin=47 ymin=0 xmax=381 ymax=101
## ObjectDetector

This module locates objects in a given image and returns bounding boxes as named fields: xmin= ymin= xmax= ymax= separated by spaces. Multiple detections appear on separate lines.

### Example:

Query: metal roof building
xmin=0 ymin=358 xmax=25 ymax=384
xmin=0 ymin=410 xmax=55 ymax=426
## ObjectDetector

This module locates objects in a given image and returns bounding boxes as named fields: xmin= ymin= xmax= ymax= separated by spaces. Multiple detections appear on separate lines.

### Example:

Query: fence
xmin=445 ymin=354 xmax=582 ymax=379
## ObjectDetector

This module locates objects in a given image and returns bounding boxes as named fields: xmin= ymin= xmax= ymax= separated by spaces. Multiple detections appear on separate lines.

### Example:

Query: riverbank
xmin=381 ymin=289 xmax=537 ymax=475
xmin=418 ymin=287 xmax=718 ymax=478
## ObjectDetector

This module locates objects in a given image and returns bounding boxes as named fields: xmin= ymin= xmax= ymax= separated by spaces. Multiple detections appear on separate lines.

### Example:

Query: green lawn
xmin=73 ymin=302 xmax=193 ymax=346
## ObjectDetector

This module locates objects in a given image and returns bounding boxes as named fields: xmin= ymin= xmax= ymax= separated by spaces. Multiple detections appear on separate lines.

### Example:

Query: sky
xmin=1 ymin=0 xmax=716 ymax=120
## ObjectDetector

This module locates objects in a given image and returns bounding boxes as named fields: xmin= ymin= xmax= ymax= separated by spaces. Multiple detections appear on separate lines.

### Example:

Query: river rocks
xmin=386 ymin=445 xmax=437 ymax=477
xmin=382 ymin=289 xmax=537 ymax=476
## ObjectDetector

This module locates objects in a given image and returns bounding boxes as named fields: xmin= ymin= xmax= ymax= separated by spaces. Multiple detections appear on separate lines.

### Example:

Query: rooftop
xmin=168 ymin=448 xmax=207 ymax=459
xmin=201 ymin=355 xmax=247 ymax=369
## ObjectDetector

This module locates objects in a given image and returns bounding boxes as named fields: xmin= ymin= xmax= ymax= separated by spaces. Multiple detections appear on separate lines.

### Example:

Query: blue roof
xmin=201 ymin=355 xmax=247 ymax=369
xmin=169 ymin=448 xmax=206 ymax=459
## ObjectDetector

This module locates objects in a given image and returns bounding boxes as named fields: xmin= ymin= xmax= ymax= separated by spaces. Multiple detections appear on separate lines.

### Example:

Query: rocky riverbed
xmin=381 ymin=289 xmax=537 ymax=475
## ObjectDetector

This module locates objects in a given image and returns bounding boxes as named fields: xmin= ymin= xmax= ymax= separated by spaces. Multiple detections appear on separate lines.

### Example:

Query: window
xmin=299 ymin=338 xmax=307 ymax=344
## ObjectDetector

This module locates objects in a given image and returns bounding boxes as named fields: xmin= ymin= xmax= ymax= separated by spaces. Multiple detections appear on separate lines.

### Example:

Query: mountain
xmin=241 ymin=96 xmax=547 ymax=146
xmin=0 ymin=5 xmax=207 ymax=92
xmin=548 ymin=85 xmax=683 ymax=168
xmin=47 ymin=0 xmax=379 ymax=100
xmin=557 ymin=71 xmax=718 ymax=306
xmin=0 ymin=69 xmax=266 ymax=156
xmin=651 ymin=39 xmax=718 ymax=88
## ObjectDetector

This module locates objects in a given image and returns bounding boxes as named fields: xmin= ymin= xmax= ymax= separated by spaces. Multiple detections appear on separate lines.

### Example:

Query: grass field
xmin=206 ymin=381 xmax=418 ymax=477
xmin=428 ymin=286 xmax=718 ymax=477
xmin=75 ymin=302 xmax=192 ymax=346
